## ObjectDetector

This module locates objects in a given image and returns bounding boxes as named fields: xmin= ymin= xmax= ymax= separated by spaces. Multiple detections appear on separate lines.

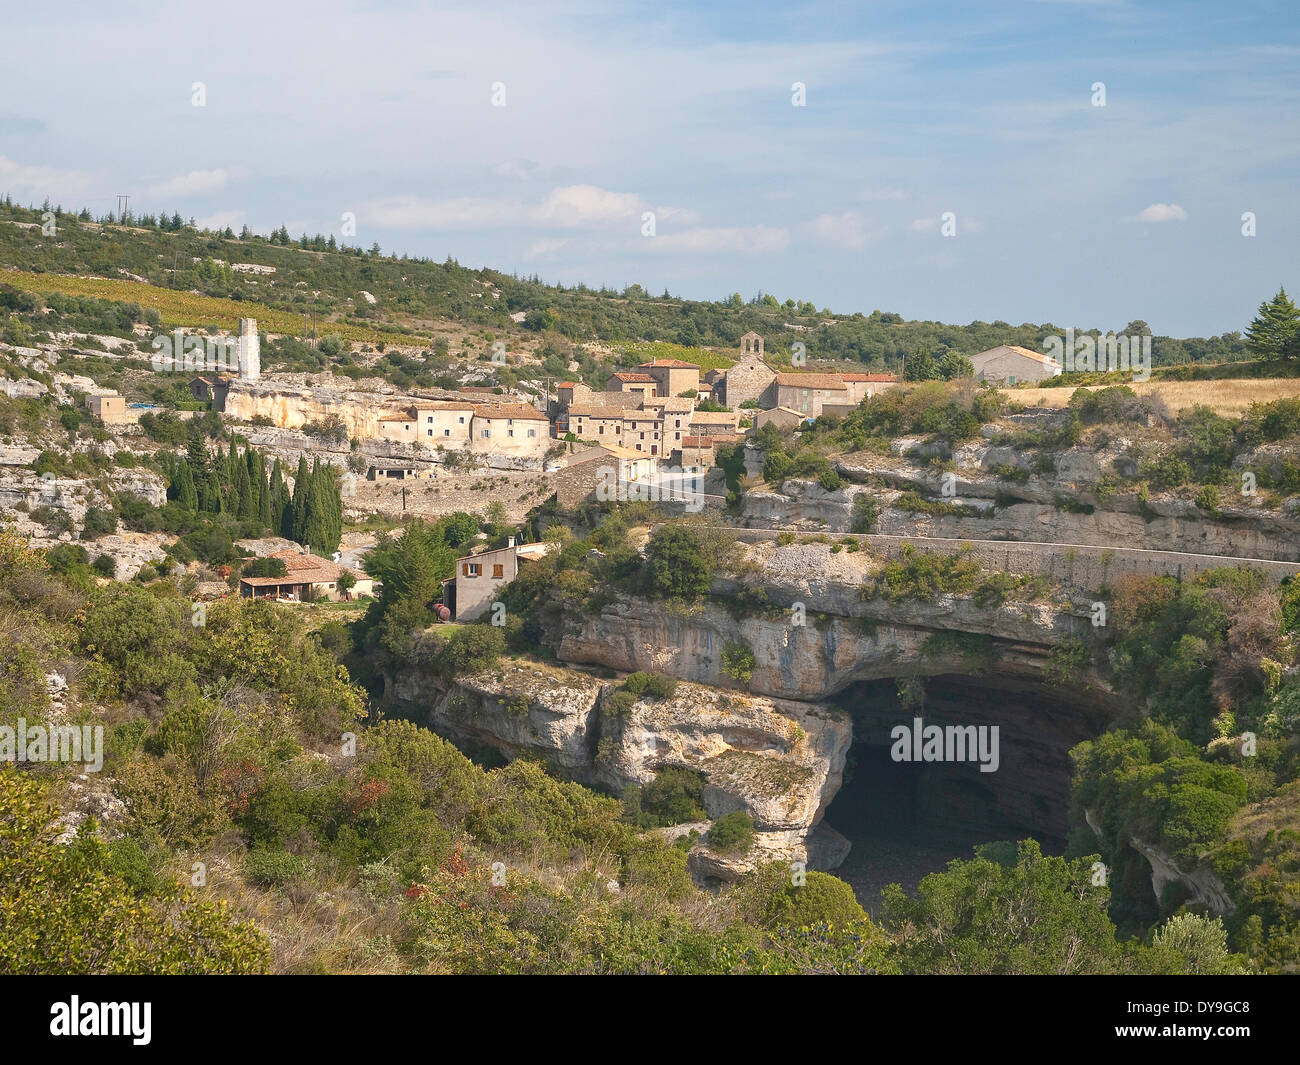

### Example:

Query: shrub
xmin=91 ymin=553 xmax=117 ymax=578
xmin=765 ymin=870 xmax=868 ymax=929
xmin=721 ymin=641 xmax=756 ymax=685
xmin=244 ymin=848 xmax=308 ymax=888
xmin=80 ymin=506 xmax=117 ymax=540
xmin=709 ymin=811 xmax=756 ymax=854
xmin=850 ymin=493 xmax=879 ymax=533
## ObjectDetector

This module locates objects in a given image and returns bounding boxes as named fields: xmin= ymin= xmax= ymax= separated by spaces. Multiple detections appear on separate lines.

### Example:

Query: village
xmin=23 ymin=316 xmax=1069 ymax=622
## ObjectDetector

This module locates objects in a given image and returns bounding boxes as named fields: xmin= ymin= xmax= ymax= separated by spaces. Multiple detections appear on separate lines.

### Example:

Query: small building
xmin=605 ymin=371 xmax=658 ymax=399
xmin=376 ymin=408 xmax=418 ymax=444
xmin=413 ymin=401 xmax=474 ymax=445
xmin=189 ymin=374 xmax=235 ymax=406
xmin=638 ymin=358 xmax=700 ymax=399
xmin=568 ymin=404 xmax=629 ymax=444
xmin=773 ymin=372 xmax=849 ymax=416
xmin=366 ymin=464 xmax=436 ymax=482
xmin=840 ymin=372 xmax=899 ymax=403
xmin=753 ymin=406 xmax=809 ymax=432
xmin=970 ymin=345 xmax=1061 ymax=385
xmin=470 ymin=403 xmax=550 ymax=458
xmin=446 ymin=539 xmax=556 ymax=621
xmin=238 ymin=550 xmax=371 ymax=603
xmin=689 ymin=409 xmax=742 ymax=436
xmin=85 ymin=393 xmax=130 ymax=424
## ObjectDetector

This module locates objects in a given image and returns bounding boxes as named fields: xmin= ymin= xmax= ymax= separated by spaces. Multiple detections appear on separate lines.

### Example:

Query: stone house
xmin=238 ymin=549 xmax=371 ymax=603
xmin=639 ymin=358 xmax=700 ymax=399
xmin=446 ymin=539 xmax=555 ymax=621
xmin=970 ymin=345 xmax=1061 ymax=385
xmin=470 ymin=403 xmax=550 ymax=458
xmin=753 ymin=406 xmax=808 ymax=432
xmin=605 ymin=372 xmax=658 ymax=399
xmin=840 ymin=372 xmax=899 ymax=403
xmin=85 ymin=393 xmax=130 ymax=424
xmin=773 ymin=373 xmax=849 ymax=416
xmin=412 ymin=401 xmax=474 ymax=445
xmin=689 ymin=409 xmax=742 ymax=436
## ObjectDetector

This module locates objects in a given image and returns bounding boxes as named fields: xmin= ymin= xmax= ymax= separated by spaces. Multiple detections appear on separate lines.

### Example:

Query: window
xmin=1008 ymin=375 xmax=1016 ymax=385
xmin=508 ymin=429 xmax=514 ymax=437
xmin=427 ymin=416 xmax=433 ymax=424
xmin=508 ymin=419 xmax=513 ymax=426
xmin=464 ymin=563 xmax=481 ymax=577
xmin=674 ymin=419 xmax=680 ymax=428
xmin=598 ymin=425 xmax=604 ymax=435
xmin=427 ymin=428 xmax=433 ymax=436
xmin=482 ymin=429 xmax=491 ymax=438
xmin=492 ymin=564 xmax=504 ymax=578
xmin=651 ymin=445 xmax=658 ymax=455
xmin=458 ymin=416 xmax=465 ymax=424
xmin=444 ymin=429 xmax=450 ymax=437
xmin=527 ymin=429 xmax=536 ymax=437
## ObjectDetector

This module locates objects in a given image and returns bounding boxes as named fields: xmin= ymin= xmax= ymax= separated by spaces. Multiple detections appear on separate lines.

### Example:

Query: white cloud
xmin=809 ymin=211 xmax=876 ymax=249
xmin=0 ymin=155 xmax=93 ymax=202
xmin=1136 ymin=202 xmax=1188 ymax=222
xmin=194 ymin=209 xmax=244 ymax=231
xmin=147 ymin=168 xmax=229 ymax=198
xmin=364 ymin=184 xmax=694 ymax=233
xmin=910 ymin=216 xmax=939 ymax=232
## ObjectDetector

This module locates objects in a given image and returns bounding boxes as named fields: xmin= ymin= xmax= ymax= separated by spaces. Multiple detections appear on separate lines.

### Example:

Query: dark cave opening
xmin=822 ymin=673 xmax=1110 ymax=914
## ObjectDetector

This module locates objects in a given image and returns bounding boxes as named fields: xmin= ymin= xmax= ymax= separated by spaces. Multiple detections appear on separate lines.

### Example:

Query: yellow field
xmin=1002 ymin=379 xmax=1300 ymax=419
xmin=0 ymin=267 xmax=409 ymax=344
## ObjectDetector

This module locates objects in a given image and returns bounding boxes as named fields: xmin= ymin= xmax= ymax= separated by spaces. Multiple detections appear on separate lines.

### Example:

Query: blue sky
xmin=1 ymin=0 xmax=1297 ymax=336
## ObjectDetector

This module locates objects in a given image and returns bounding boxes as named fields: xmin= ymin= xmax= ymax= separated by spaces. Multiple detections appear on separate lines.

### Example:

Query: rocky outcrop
xmin=743 ymin=442 xmax=1300 ymax=561
xmin=384 ymin=658 xmax=853 ymax=876
xmin=1129 ymin=837 xmax=1236 ymax=916
xmin=554 ymin=540 xmax=1093 ymax=703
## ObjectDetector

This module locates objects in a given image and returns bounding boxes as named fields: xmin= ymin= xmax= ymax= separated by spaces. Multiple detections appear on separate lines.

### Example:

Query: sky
xmin=1 ymin=0 xmax=1297 ymax=337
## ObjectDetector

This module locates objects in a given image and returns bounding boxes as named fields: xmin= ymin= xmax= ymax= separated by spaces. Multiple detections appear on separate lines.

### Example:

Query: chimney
xmin=507 ymin=535 xmax=516 ymax=548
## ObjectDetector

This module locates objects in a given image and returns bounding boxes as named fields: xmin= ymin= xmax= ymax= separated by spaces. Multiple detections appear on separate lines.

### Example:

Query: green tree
xmin=881 ymin=840 xmax=1126 ymax=974
xmin=643 ymin=525 xmax=710 ymax=600
xmin=1245 ymin=286 xmax=1299 ymax=361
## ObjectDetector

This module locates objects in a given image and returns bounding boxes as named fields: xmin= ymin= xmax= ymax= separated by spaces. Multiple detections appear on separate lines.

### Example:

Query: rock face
xmin=1128 ymin=837 xmax=1236 ymax=916
xmin=744 ymin=451 xmax=1300 ymax=561
xmin=384 ymin=659 xmax=852 ymax=876
xmin=554 ymin=539 xmax=1094 ymax=704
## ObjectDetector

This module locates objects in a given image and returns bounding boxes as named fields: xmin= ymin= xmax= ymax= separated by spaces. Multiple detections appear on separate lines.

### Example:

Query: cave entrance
xmin=822 ymin=674 xmax=1106 ymax=914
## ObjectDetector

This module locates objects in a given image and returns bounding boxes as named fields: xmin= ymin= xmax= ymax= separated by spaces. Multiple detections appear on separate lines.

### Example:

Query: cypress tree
xmin=291 ymin=456 xmax=310 ymax=543
xmin=235 ymin=456 xmax=254 ymax=521
xmin=255 ymin=451 xmax=272 ymax=528
xmin=174 ymin=461 xmax=198 ymax=511
xmin=269 ymin=459 xmax=287 ymax=535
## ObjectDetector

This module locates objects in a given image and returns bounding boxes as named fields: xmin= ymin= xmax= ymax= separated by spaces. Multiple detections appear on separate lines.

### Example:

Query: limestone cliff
xmin=384 ymin=658 xmax=852 ymax=878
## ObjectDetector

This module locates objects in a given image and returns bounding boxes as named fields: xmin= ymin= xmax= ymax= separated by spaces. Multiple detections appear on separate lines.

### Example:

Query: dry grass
xmin=1001 ymin=379 xmax=1300 ymax=419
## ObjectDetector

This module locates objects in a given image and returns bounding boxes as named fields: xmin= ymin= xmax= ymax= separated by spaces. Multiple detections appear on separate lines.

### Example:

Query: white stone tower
xmin=237 ymin=317 xmax=261 ymax=382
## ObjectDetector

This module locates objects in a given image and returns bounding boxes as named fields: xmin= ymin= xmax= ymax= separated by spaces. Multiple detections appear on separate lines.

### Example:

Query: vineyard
xmin=0 ymin=266 xmax=412 ymax=345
